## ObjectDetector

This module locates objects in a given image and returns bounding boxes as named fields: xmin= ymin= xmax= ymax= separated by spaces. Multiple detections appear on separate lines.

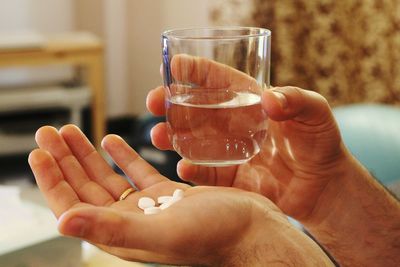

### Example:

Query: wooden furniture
xmin=0 ymin=32 xmax=105 ymax=148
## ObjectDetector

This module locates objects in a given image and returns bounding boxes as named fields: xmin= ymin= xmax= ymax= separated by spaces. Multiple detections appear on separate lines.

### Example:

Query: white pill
xmin=159 ymin=190 xmax=184 ymax=210
xmin=159 ymin=198 xmax=178 ymax=210
xmin=144 ymin=206 xmax=161 ymax=215
xmin=172 ymin=189 xmax=184 ymax=200
xmin=157 ymin=195 xmax=173 ymax=205
xmin=138 ymin=197 xmax=156 ymax=210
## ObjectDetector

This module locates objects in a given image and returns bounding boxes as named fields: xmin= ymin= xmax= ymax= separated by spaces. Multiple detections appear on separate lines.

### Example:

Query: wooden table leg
xmin=86 ymin=53 xmax=106 ymax=149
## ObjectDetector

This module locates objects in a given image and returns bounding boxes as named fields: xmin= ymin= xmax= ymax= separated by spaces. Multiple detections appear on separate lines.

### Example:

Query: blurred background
xmin=0 ymin=0 xmax=399 ymax=266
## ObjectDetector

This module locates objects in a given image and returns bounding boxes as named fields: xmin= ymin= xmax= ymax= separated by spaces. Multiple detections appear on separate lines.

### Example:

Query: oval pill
xmin=159 ymin=199 xmax=177 ymax=210
xmin=172 ymin=189 xmax=184 ymax=200
xmin=138 ymin=197 xmax=156 ymax=210
xmin=157 ymin=195 xmax=173 ymax=204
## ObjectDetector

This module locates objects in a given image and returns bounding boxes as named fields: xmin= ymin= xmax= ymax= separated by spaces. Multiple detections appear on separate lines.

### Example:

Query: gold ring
xmin=119 ymin=188 xmax=136 ymax=201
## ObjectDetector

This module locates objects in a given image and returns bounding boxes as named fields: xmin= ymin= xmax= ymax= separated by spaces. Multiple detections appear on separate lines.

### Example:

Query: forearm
xmin=220 ymin=209 xmax=334 ymax=267
xmin=304 ymin=152 xmax=400 ymax=266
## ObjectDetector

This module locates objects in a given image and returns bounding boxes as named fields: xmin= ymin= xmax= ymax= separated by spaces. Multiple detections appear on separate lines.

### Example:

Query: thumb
xmin=58 ymin=206 xmax=173 ymax=250
xmin=262 ymin=86 xmax=334 ymax=125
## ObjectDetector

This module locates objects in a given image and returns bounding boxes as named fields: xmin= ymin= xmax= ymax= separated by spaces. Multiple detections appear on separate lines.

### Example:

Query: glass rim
xmin=162 ymin=26 xmax=271 ymax=40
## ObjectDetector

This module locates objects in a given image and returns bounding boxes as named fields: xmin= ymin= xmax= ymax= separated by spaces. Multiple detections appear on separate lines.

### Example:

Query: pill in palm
xmin=139 ymin=189 xmax=184 ymax=214
xmin=172 ymin=189 xmax=184 ymax=200
xmin=159 ymin=199 xmax=177 ymax=210
xmin=138 ymin=197 xmax=156 ymax=210
xmin=144 ymin=206 xmax=162 ymax=215
xmin=157 ymin=195 xmax=173 ymax=204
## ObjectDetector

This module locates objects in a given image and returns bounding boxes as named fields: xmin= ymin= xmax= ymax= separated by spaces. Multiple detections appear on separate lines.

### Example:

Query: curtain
xmin=211 ymin=0 xmax=400 ymax=106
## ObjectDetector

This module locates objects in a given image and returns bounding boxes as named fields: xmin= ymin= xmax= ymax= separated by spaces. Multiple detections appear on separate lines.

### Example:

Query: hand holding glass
xmin=162 ymin=27 xmax=271 ymax=166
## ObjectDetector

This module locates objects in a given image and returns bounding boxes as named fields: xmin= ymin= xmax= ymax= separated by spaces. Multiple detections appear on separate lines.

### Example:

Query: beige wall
xmin=74 ymin=0 xmax=104 ymax=37
xmin=127 ymin=0 xmax=211 ymax=114
xmin=125 ymin=0 xmax=213 ymax=116
xmin=126 ymin=0 xmax=163 ymax=117
xmin=76 ymin=0 xmax=213 ymax=117
xmin=0 ymin=0 xmax=74 ymax=33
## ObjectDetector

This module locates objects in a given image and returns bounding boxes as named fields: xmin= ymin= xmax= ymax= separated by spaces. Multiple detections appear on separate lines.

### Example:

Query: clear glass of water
xmin=162 ymin=27 xmax=271 ymax=166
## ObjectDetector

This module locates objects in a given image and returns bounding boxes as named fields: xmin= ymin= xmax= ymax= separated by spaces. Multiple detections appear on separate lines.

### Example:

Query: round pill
xmin=144 ymin=207 xmax=161 ymax=215
xmin=157 ymin=195 xmax=173 ymax=204
xmin=138 ymin=197 xmax=156 ymax=210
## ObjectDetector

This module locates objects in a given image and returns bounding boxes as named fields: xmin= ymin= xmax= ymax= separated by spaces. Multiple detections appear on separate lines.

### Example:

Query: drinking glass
xmin=161 ymin=27 xmax=271 ymax=166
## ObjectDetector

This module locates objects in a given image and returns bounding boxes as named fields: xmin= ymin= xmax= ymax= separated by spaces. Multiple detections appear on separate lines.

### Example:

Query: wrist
xmin=302 ymin=149 xmax=400 ymax=266
xmin=301 ymin=148 xmax=355 ymax=227
xmin=219 ymin=194 xmax=334 ymax=266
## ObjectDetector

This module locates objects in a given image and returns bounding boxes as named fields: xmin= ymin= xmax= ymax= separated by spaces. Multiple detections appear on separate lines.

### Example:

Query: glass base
xmin=181 ymin=157 xmax=254 ymax=167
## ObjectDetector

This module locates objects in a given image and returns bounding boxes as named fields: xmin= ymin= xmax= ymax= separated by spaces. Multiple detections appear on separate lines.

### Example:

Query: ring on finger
xmin=119 ymin=188 xmax=136 ymax=201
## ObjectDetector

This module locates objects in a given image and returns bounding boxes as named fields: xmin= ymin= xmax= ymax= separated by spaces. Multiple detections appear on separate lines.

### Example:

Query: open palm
xmin=28 ymin=125 xmax=288 ymax=266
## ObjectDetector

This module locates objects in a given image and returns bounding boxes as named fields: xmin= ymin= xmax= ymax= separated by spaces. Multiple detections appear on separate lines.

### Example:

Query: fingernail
xmin=149 ymin=127 xmax=155 ymax=139
xmin=176 ymin=160 xmax=184 ymax=178
xmin=272 ymin=90 xmax=288 ymax=109
xmin=176 ymin=159 xmax=191 ymax=178
xmin=61 ymin=217 xmax=87 ymax=237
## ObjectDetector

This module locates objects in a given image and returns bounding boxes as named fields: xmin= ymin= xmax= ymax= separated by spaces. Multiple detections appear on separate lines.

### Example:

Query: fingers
xmin=150 ymin=122 xmax=173 ymax=150
xmin=101 ymin=134 xmax=168 ymax=190
xmin=146 ymin=86 xmax=166 ymax=116
xmin=28 ymin=149 xmax=88 ymax=217
xmin=262 ymin=86 xmax=334 ymax=125
xmin=148 ymin=56 xmax=252 ymax=116
xmin=58 ymin=206 xmax=176 ymax=252
xmin=34 ymin=126 xmax=116 ymax=205
xmin=177 ymin=160 xmax=236 ymax=187
xmin=59 ymin=125 xmax=132 ymax=200
xmin=170 ymin=54 xmax=255 ymax=89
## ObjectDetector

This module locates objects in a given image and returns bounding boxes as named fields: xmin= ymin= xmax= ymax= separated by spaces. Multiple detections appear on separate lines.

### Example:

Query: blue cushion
xmin=333 ymin=104 xmax=400 ymax=185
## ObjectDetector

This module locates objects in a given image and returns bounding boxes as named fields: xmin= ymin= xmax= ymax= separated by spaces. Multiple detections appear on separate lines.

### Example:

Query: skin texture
xmin=27 ymin=55 xmax=399 ymax=266
xmin=147 ymin=55 xmax=400 ymax=266
xmin=150 ymin=55 xmax=344 ymax=221
xmin=28 ymin=125 xmax=333 ymax=266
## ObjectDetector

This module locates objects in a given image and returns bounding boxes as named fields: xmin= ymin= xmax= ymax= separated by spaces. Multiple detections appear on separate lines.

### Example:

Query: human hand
xmin=147 ymin=55 xmax=347 ymax=222
xmin=28 ymin=125 xmax=333 ymax=266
